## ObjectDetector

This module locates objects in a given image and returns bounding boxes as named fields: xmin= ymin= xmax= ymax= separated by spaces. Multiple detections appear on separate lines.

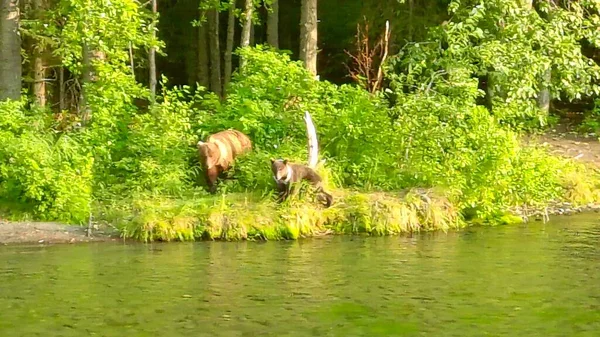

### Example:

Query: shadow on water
xmin=0 ymin=214 xmax=599 ymax=336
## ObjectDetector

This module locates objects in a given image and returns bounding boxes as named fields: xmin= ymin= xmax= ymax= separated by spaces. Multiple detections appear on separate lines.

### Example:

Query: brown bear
xmin=197 ymin=129 xmax=252 ymax=193
xmin=270 ymin=159 xmax=333 ymax=207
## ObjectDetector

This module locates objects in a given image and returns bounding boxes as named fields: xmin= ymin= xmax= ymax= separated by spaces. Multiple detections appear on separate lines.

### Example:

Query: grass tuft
xmin=99 ymin=188 xmax=465 ymax=242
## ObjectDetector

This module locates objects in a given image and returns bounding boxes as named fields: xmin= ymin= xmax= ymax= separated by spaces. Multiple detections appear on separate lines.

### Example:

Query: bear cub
xmin=270 ymin=159 xmax=333 ymax=207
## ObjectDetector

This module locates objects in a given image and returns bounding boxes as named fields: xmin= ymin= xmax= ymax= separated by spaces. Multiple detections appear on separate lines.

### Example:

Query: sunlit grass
xmin=99 ymin=188 xmax=465 ymax=242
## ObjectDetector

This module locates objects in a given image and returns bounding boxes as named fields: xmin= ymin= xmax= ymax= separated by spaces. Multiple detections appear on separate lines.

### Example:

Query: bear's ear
xmin=197 ymin=141 xmax=205 ymax=148
xmin=283 ymin=159 xmax=288 ymax=165
xmin=270 ymin=158 xmax=275 ymax=164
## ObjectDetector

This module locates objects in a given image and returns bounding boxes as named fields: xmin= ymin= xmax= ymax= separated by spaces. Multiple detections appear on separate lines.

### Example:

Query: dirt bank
xmin=0 ymin=221 xmax=121 ymax=245
xmin=524 ymin=123 xmax=600 ymax=168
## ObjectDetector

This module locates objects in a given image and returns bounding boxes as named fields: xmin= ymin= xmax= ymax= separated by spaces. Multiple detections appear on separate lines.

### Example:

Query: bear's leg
xmin=206 ymin=166 xmax=220 ymax=194
xmin=275 ymin=182 xmax=289 ymax=203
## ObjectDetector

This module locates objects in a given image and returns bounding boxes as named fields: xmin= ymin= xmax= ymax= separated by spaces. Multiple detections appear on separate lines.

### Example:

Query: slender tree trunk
xmin=408 ymin=0 xmax=414 ymax=41
xmin=299 ymin=0 xmax=318 ymax=76
xmin=537 ymin=0 xmax=553 ymax=116
xmin=224 ymin=0 xmax=235 ymax=89
xmin=486 ymin=72 xmax=497 ymax=112
xmin=239 ymin=0 xmax=253 ymax=69
xmin=80 ymin=44 xmax=105 ymax=124
xmin=266 ymin=0 xmax=278 ymax=48
xmin=538 ymin=69 xmax=551 ymax=114
xmin=197 ymin=11 xmax=210 ymax=89
xmin=185 ymin=22 xmax=198 ymax=86
xmin=149 ymin=0 xmax=157 ymax=100
xmin=80 ymin=43 xmax=92 ymax=124
xmin=207 ymin=7 xmax=222 ymax=97
xmin=31 ymin=0 xmax=48 ymax=107
xmin=33 ymin=54 xmax=46 ymax=106
xmin=0 ymin=0 xmax=22 ymax=101
xmin=59 ymin=66 xmax=65 ymax=111
xmin=128 ymin=42 xmax=135 ymax=77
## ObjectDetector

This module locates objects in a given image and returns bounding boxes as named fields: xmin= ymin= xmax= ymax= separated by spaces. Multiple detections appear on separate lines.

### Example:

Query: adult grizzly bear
xmin=197 ymin=129 xmax=252 ymax=193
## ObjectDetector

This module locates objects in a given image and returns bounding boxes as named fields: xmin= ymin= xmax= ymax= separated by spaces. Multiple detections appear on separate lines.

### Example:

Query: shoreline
xmin=0 ymin=221 xmax=121 ymax=246
xmin=1 ymin=206 xmax=597 ymax=245
xmin=3 ymin=125 xmax=600 ymax=246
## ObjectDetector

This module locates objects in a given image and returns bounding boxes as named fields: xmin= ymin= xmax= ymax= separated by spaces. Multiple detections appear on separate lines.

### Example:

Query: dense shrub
xmin=206 ymin=46 xmax=400 ymax=190
xmin=0 ymin=101 xmax=93 ymax=223
xmin=87 ymin=82 xmax=209 ymax=197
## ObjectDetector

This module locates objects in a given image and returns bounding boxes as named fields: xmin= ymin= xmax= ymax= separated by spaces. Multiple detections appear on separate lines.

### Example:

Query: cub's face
xmin=270 ymin=159 xmax=289 ymax=182
xmin=197 ymin=142 xmax=218 ymax=169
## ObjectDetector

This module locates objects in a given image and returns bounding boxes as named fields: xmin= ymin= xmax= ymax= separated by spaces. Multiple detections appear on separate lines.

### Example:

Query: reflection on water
xmin=1 ymin=215 xmax=599 ymax=336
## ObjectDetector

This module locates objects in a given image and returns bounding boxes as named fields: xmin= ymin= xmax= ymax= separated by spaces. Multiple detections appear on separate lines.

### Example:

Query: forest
xmin=2 ymin=0 xmax=600 ymax=241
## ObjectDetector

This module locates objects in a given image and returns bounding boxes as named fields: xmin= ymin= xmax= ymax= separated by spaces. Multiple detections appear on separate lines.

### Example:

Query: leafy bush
xmin=80 ymin=76 xmax=211 ymax=199
xmin=0 ymin=101 xmax=93 ymax=223
xmin=206 ymin=46 xmax=400 ymax=190
xmin=386 ymin=0 xmax=600 ymax=130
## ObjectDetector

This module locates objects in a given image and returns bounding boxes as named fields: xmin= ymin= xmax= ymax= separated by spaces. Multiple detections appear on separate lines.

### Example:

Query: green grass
xmin=97 ymin=188 xmax=465 ymax=242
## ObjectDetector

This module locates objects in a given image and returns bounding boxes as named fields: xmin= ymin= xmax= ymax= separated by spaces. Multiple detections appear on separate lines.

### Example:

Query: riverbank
xmin=0 ymin=221 xmax=121 ymax=245
xmin=2 ymin=126 xmax=600 ymax=244
xmin=95 ymin=188 xmax=464 ymax=242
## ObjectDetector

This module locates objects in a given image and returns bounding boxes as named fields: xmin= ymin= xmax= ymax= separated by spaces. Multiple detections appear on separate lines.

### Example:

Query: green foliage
xmin=579 ymin=99 xmax=600 ymax=134
xmin=0 ymin=101 xmax=93 ymax=223
xmin=89 ymin=81 xmax=208 ymax=198
xmin=388 ymin=0 xmax=600 ymax=129
xmin=209 ymin=46 xmax=400 ymax=190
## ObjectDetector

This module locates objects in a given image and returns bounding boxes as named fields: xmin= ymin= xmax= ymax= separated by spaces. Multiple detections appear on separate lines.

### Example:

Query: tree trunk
xmin=0 ymin=0 xmax=22 ymax=101
xmin=197 ymin=11 xmax=210 ymax=90
xmin=538 ymin=69 xmax=551 ymax=115
xmin=239 ymin=0 xmax=253 ymax=69
xmin=408 ymin=0 xmax=414 ymax=41
xmin=207 ymin=8 xmax=222 ymax=97
xmin=536 ymin=0 xmax=553 ymax=116
xmin=59 ymin=66 xmax=65 ymax=111
xmin=80 ymin=44 xmax=105 ymax=124
xmin=80 ymin=43 xmax=92 ymax=124
xmin=33 ymin=54 xmax=46 ymax=107
xmin=149 ymin=0 xmax=157 ymax=100
xmin=299 ymin=0 xmax=318 ymax=76
xmin=224 ymin=0 xmax=235 ymax=89
xmin=266 ymin=0 xmax=278 ymax=48
xmin=31 ymin=0 xmax=48 ymax=107
xmin=128 ymin=42 xmax=135 ymax=77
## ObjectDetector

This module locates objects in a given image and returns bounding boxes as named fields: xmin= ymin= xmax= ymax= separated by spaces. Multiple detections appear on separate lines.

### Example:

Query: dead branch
xmin=344 ymin=18 xmax=392 ymax=93
xmin=372 ymin=20 xmax=390 ymax=94
xmin=304 ymin=111 xmax=319 ymax=169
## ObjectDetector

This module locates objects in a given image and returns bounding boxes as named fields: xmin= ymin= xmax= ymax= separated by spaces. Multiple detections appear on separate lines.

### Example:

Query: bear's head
xmin=197 ymin=141 xmax=220 ymax=169
xmin=270 ymin=158 xmax=290 ymax=182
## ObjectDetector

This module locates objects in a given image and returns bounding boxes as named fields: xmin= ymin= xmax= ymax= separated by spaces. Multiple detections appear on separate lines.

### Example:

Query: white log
xmin=304 ymin=111 xmax=319 ymax=169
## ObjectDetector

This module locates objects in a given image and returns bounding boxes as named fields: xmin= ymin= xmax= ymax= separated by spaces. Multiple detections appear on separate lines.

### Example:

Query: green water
xmin=1 ymin=216 xmax=599 ymax=336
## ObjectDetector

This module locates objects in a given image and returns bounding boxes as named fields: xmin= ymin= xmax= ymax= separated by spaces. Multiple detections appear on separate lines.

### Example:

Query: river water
xmin=0 ymin=215 xmax=599 ymax=336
